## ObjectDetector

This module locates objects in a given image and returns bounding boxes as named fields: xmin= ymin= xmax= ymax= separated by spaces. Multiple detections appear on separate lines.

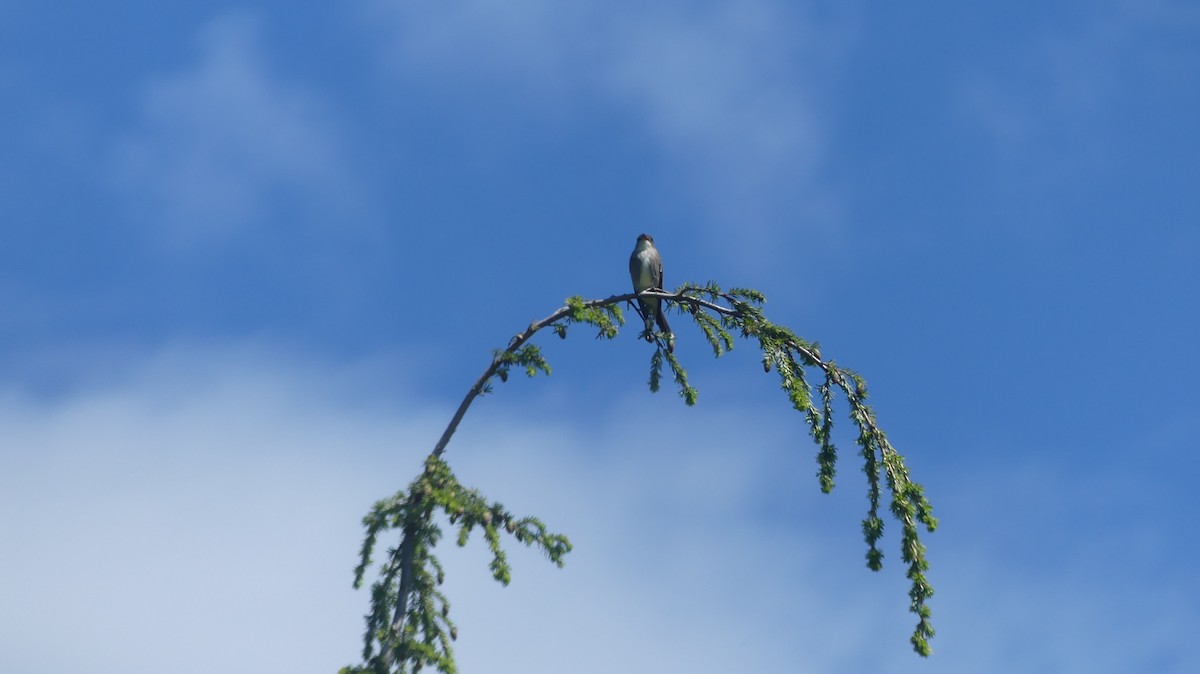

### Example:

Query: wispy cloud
xmin=601 ymin=2 xmax=843 ymax=245
xmin=110 ymin=13 xmax=360 ymax=245
xmin=957 ymin=1 xmax=1198 ymax=180
xmin=360 ymin=0 xmax=851 ymax=258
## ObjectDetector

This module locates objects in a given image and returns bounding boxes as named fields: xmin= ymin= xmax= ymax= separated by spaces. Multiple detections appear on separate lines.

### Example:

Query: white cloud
xmin=360 ymin=0 xmax=850 ymax=258
xmin=110 ymin=13 xmax=360 ymax=245
xmin=2 ymin=343 xmax=1195 ymax=672
xmin=0 ymin=346 xmax=414 ymax=673
xmin=0 ymin=344 xmax=902 ymax=672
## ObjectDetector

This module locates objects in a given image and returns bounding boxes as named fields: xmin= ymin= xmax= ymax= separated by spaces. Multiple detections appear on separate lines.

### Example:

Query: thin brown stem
xmin=430 ymin=292 xmax=650 ymax=459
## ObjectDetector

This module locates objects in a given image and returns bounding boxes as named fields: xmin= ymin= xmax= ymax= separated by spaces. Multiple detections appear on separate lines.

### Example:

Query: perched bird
xmin=629 ymin=233 xmax=674 ymax=352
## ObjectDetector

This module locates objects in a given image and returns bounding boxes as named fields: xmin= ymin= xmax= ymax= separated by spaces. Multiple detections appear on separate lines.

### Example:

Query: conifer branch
xmin=347 ymin=284 xmax=939 ymax=673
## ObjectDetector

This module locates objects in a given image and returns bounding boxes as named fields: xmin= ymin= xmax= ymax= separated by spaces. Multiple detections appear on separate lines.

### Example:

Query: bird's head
xmin=636 ymin=233 xmax=655 ymax=247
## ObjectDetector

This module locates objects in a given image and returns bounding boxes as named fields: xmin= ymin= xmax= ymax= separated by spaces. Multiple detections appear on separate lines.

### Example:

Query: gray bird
xmin=629 ymin=233 xmax=674 ymax=352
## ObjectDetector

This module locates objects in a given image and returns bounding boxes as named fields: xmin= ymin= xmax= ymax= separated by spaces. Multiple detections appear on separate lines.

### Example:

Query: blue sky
xmin=1 ymin=1 xmax=1198 ymax=672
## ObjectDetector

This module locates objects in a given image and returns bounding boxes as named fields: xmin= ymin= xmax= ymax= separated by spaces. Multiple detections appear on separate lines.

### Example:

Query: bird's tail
xmin=655 ymin=308 xmax=674 ymax=353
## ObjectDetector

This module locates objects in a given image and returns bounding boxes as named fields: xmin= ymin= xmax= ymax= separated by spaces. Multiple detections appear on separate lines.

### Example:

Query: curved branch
xmin=361 ymin=284 xmax=937 ymax=670
xmin=430 ymin=291 xmax=644 ymax=459
xmin=429 ymin=288 xmax=752 ymax=460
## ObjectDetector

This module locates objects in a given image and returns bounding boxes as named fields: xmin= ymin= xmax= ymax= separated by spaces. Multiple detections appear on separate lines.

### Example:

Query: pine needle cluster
xmin=343 ymin=456 xmax=570 ymax=674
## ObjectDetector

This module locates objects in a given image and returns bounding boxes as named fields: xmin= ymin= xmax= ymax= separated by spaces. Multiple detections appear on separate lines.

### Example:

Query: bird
xmin=629 ymin=233 xmax=674 ymax=352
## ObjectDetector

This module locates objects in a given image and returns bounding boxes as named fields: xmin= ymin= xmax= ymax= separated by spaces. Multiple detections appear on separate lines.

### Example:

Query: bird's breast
xmin=633 ymin=250 xmax=657 ymax=290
